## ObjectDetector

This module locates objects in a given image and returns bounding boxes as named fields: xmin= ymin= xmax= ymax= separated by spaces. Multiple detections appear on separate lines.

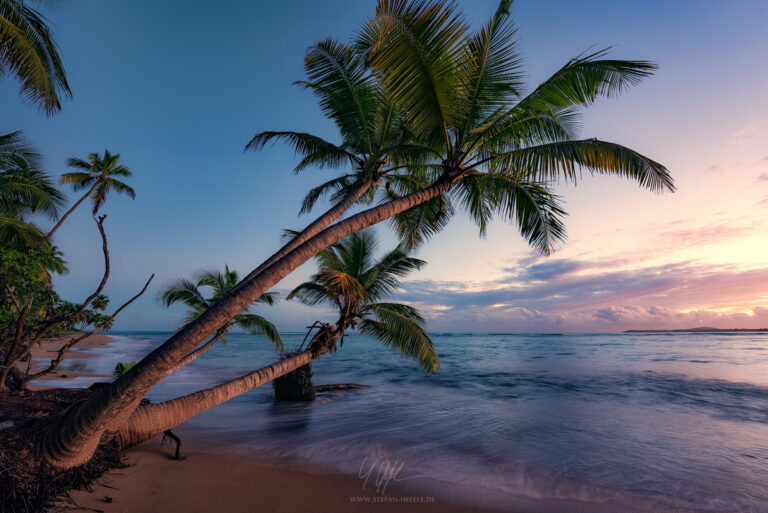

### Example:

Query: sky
xmin=4 ymin=0 xmax=768 ymax=333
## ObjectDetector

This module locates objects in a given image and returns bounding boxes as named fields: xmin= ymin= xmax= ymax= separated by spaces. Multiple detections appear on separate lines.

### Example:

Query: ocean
xmin=38 ymin=331 xmax=768 ymax=512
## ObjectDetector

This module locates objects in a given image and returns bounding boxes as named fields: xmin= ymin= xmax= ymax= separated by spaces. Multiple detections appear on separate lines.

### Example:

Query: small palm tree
xmin=0 ymin=0 xmax=70 ymax=114
xmin=160 ymin=265 xmax=283 ymax=352
xmin=288 ymin=229 xmax=438 ymax=372
xmin=49 ymin=150 xmax=135 ymax=237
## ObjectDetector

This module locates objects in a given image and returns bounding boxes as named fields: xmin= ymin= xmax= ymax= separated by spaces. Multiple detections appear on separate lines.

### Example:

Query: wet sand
xmin=27 ymin=333 xmax=114 ymax=387
xmin=63 ymin=430 xmax=634 ymax=513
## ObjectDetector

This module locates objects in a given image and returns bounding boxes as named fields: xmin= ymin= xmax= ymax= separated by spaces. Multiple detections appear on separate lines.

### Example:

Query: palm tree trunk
xmin=48 ymin=182 xmax=98 ymax=237
xmin=164 ymin=334 xmax=220 ymax=377
xmin=235 ymin=179 xmax=374 ymax=287
xmin=37 ymin=176 xmax=450 ymax=469
xmin=115 ymin=329 xmax=340 ymax=450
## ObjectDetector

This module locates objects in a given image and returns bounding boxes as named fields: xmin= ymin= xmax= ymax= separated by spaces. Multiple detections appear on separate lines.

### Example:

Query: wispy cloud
xmin=397 ymin=258 xmax=768 ymax=332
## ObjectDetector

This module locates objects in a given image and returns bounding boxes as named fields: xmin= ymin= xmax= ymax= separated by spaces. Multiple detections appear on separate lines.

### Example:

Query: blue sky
xmin=4 ymin=0 xmax=768 ymax=332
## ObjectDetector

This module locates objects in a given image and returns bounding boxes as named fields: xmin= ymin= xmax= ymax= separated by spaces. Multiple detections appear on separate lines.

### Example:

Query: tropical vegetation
xmin=0 ymin=4 xmax=675 ymax=513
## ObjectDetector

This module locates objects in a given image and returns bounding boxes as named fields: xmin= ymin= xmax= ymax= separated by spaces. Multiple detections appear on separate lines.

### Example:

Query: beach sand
xmin=28 ymin=332 xmax=114 ymax=386
xmin=63 ymin=432 xmax=632 ymax=513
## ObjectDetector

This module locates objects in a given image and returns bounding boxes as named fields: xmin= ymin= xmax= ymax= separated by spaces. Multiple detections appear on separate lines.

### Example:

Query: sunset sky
xmin=5 ymin=0 xmax=768 ymax=332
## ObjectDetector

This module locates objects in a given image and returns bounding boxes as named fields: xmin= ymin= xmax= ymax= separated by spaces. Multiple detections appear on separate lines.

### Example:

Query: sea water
xmin=38 ymin=331 xmax=768 ymax=512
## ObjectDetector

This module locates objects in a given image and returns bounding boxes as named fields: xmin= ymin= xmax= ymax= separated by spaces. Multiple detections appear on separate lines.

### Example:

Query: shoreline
xmin=62 ymin=428 xmax=642 ymax=513
xmin=27 ymin=332 xmax=115 ymax=388
xmin=34 ymin=335 xmax=653 ymax=513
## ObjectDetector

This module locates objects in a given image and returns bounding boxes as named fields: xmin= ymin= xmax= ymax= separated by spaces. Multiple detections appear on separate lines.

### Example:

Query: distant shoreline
xmin=624 ymin=327 xmax=768 ymax=333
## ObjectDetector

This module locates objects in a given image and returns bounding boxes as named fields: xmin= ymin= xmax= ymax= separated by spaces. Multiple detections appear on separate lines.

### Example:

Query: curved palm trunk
xmin=115 ymin=329 xmax=340 ymax=449
xmin=48 ymin=182 xmax=98 ymax=237
xmin=38 ymin=177 xmax=450 ymax=469
xmin=164 ymin=334 xmax=220 ymax=377
xmin=235 ymin=179 xmax=374 ymax=287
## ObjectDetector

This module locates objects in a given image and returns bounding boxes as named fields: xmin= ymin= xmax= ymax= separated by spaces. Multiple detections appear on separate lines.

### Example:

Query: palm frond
xmin=0 ymin=0 xmax=70 ymax=114
xmin=359 ymin=302 xmax=438 ymax=372
xmin=234 ymin=313 xmax=283 ymax=350
xmin=514 ymin=48 xmax=656 ymax=112
xmin=491 ymin=138 xmax=675 ymax=193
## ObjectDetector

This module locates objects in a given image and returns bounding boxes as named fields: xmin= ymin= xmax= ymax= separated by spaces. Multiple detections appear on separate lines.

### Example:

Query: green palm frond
xmin=357 ymin=0 xmax=469 ymax=144
xmin=515 ymin=48 xmax=656 ymax=112
xmin=490 ymin=138 xmax=675 ymax=193
xmin=0 ymin=0 xmax=70 ymax=114
xmin=245 ymin=131 xmax=357 ymax=173
xmin=286 ymin=281 xmax=332 ymax=306
xmin=456 ymin=0 xmax=522 ymax=142
xmin=298 ymin=38 xmax=377 ymax=152
xmin=234 ymin=313 xmax=283 ymax=350
xmin=359 ymin=302 xmax=438 ymax=372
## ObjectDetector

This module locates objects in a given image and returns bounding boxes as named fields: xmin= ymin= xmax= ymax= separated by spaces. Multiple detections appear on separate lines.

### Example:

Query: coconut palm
xmin=288 ymin=229 xmax=438 ymax=371
xmin=49 ymin=150 xmax=135 ymax=237
xmin=111 ymin=231 xmax=434 ymax=449
xmin=36 ymin=0 xmax=675 ymax=470
xmin=0 ymin=131 xmax=64 ymax=248
xmin=0 ymin=0 xmax=70 ymax=114
xmin=356 ymin=0 xmax=674 ymax=252
xmin=160 ymin=265 xmax=282 ymax=374
xmin=241 ymin=38 xmax=431 ymax=286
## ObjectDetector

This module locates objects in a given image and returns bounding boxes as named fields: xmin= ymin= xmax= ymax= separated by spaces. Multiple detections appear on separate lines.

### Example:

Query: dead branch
xmin=22 ymin=274 xmax=155 ymax=384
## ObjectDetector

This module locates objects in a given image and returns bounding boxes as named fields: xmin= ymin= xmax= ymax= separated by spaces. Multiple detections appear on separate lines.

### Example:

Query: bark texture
xmin=114 ymin=328 xmax=341 ymax=450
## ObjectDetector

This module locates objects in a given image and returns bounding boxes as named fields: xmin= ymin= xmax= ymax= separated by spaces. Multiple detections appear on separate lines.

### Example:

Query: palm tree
xmin=288 ymin=229 xmax=437 ymax=371
xmin=48 ymin=150 xmax=135 ymax=237
xmin=160 ymin=265 xmax=283 ymax=374
xmin=114 ymin=232 xmax=435 ymax=450
xmin=36 ymin=0 xmax=675 ymax=470
xmin=0 ymin=131 xmax=65 ymax=248
xmin=0 ymin=0 xmax=70 ymax=114
xmin=240 ymin=38 xmax=429 ymax=286
xmin=356 ymin=0 xmax=674 ymax=252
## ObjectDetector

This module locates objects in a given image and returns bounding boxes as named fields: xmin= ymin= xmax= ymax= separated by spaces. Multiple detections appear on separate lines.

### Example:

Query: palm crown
xmin=349 ymin=0 xmax=674 ymax=253
xmin=288 ymin=229 xmax=438 ymax=372
xmin=160 ymin=265 xmax=282 ymax=349
xmin=60 ymin=150 xmax=135 ymax=215
xmin=247 ymin=38 xmax=431 ymax=219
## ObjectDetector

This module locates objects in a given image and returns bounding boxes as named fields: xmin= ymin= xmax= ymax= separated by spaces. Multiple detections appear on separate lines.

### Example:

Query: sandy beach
xmin=28 ymin=332 xmax=115 ymax=386
xmin=61 ymin=430 xmax=631 ymax=513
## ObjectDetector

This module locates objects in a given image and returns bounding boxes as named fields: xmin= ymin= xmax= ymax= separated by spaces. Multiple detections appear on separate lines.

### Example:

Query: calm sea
xmin=38 ymin=331 xmax=768 ymax=512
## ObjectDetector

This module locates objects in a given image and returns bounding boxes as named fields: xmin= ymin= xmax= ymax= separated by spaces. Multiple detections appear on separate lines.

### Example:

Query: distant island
xmin=624 ymin=327 xmax=768 ymax=333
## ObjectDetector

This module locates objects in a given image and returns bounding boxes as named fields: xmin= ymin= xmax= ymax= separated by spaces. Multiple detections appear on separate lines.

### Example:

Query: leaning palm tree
xmin=0 ymin=0 xmax=70 ymax=114
xmin=113 ymin=230 xmax=435 ymax=449
xmin=48 ymin=150 xmax=135 ymax=236
xmin=35 ymin=0 xmax=676 ymax=471
xmin=356 ymin=0 xmax=674 ymax=252
xmin=0 ymin=131 xmax=65 ymax=248
xmin=288 ymin=229 xmax=438 ymax=371
xmin=240 ymin=38 xmax=430 ymax=286
xmin=160 ymin=265 xmax=282 ymax=375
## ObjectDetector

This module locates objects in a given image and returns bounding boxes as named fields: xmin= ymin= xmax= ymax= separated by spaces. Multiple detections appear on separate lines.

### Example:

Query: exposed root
xmin=161 ymin=429 xmax=182 ymax=460
xmin=0 ymin=389 xmax=126 ymax=513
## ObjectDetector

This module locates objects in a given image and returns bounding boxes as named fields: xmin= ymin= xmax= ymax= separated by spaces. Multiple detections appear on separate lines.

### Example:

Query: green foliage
xmin=346 ymin=0 xmax=674 ymax=254
xmin=160 ymin=265 xmax=282 ymax=350
xmin=0 ymin=131 xmax=65 ymax=249
xmin=288 ymin=229 xmax=438 ymax=372
xmin=0 ymin=0 xmax=71 ymax=114
xmin=112 ymin=361 xmax=136 ymax=379
xmin=60 ymin=150 xmax=135 ymax=215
